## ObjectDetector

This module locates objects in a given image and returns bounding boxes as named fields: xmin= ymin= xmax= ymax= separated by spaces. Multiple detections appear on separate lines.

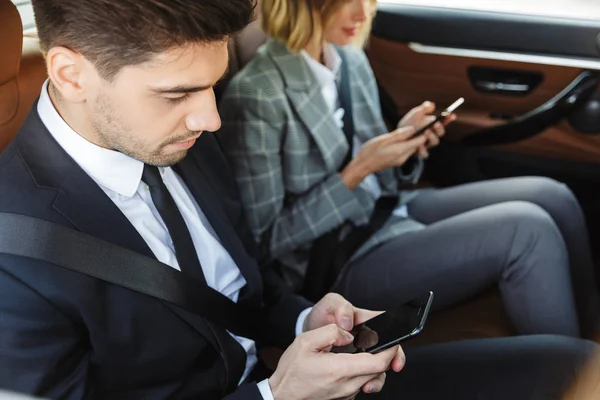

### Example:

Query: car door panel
xmin=368 ymin=4 xmax=600 ymax=171
xmin=367 ymin=36 xmax=600 ymax=163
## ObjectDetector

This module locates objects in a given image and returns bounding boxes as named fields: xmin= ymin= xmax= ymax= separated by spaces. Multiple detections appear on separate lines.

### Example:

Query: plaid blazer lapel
xmin=267 ymin=39 xmax=349 ymax=172
xmin=285 ymin=87 xmax=348 ymax=172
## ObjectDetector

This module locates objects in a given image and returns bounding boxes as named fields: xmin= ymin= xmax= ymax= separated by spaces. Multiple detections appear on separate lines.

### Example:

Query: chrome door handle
xmin=476 ymin=81 xmax=531 ymax=92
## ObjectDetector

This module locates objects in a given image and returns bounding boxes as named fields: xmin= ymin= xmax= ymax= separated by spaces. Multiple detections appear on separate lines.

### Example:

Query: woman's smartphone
xmin=412 ymin=97 xmax=465 ymax=137
xmin=332 ymin=291 xmax=434 ymax=354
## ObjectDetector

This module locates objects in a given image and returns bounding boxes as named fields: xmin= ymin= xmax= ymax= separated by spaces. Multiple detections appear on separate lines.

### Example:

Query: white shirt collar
xmin=301 ymin=43 xmax=342 ymax=87
xmin=37 ymin=80 xmax=144 ymax=198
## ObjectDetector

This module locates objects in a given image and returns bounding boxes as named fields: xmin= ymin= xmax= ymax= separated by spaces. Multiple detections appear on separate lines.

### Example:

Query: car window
xmin=11 ymin=0 xmax=35 ymax=30
xmin=379 ymin=0 xmax=600 ymax=21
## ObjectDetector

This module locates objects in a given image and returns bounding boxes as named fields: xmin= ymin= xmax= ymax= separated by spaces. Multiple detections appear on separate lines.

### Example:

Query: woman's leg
xmin=407 ymin=177 xmax=600 ymax=337
xmin=337 ymin=201 xmax=580 ymax=336
xmin=358 ymin=335 xmax=598 ymax=400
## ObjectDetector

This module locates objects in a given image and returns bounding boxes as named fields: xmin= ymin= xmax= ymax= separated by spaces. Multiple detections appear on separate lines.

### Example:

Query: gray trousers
xmin=337 ymin=177 xmax=600 ymax=338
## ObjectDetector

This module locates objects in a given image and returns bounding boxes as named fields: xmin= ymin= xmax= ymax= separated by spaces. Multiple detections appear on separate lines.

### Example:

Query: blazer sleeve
xmin=219 ymin=81 xmax=373 ymax=262
xmin=354 ymin=49 xmax=424 ymax=184
xmin=0 ymin=262 xmax=89 ymax=400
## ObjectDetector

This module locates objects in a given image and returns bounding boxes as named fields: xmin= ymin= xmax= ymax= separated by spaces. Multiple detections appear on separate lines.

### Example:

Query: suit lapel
xmin=266 ymin=39 xmax=348 ymax=172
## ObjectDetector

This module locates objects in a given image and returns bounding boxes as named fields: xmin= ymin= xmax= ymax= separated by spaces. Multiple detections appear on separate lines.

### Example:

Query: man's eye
xmin=164 ymin=94 xmax=190 ymax=105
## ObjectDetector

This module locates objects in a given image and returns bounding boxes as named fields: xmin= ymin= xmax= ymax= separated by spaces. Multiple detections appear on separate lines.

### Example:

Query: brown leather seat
xmin=227 ymin=3 xmax=513 ymax=355
xmin=228 ymin=0 xmax=267 ymax=75
xmin=0 ymin=0 xmax=47 ymax=153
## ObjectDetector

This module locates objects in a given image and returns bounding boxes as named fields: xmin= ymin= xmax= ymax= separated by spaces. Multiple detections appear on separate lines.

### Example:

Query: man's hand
xmin=268 ymin=324 xmax=405 ymax=400
xmin=340 ymin=126 xmax=426 ymax=190
xmin=298 ymin=294 xmax=404 ymax=397
xmin=398 ymin=101 xmax=457 ymax=158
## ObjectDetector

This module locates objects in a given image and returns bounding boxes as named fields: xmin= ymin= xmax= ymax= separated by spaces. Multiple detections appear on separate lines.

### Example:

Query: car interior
xmin=2 ymin=0 xmax=600 ymax=359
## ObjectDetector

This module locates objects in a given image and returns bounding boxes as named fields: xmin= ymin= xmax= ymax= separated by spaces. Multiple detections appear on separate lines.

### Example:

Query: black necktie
xmin=142 ymin=165 xmax=207 ymax=284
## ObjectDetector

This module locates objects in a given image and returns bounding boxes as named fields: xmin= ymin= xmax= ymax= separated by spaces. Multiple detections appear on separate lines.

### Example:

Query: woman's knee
xmin=499 ymin=201 xmax=568 ymax=262
xmin=522 ymin=177 xmax=579 ymax=212
xmin=502 ymin=201 xmax=561 ymax=235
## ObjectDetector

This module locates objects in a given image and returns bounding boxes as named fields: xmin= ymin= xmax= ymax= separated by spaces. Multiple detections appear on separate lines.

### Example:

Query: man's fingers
xmin=362 ymin=372 xmax=387 ymax=394
xmin=418 ymin=145 xmax=429 ymax=159
xmin=334 ymin=300 xmax=356 ymax=332
xmin=337 ymin=345 xmax=399 ymax=376
xmin=391 ymin=345 xmax=406 ymax=373
xmin=318 ymin=293 xmax=355 ymax=331
xmin=299 ymin=324 xmax=354 ymax=351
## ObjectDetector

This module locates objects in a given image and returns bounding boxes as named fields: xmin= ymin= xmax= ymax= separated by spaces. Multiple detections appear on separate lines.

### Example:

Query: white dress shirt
xmin=37 ymin=80 xmax=307 ymax=399
xmin=301 ymin=45 xmax=408 ymax=218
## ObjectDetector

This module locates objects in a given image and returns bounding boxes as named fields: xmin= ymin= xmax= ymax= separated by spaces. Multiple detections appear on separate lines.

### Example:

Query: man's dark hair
xmin=32 ymin=0 xmax=255 ymax=79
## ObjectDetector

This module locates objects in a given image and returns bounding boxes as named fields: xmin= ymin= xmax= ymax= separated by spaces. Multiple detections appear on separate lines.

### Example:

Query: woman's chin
xmin=328 ymin=37 xmax=354 ymax=47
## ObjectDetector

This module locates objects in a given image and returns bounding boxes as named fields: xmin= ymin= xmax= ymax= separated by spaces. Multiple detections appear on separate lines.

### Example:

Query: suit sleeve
xmin=219 ymin=81 xmax=373 ymax=263
xmin=354 ymin=49 xmax=424 ymax=183
xmin=0 ymin=264 xmax=89 ymax=400
xmin=260 ymin=293 xmax=312 ymax=348
xmin=223 ymin=383 xmax=265 ymax=400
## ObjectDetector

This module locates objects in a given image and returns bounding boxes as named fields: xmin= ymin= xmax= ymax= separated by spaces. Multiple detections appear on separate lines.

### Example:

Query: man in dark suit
xmin=0 ymin=0 xmax=597 ymax=399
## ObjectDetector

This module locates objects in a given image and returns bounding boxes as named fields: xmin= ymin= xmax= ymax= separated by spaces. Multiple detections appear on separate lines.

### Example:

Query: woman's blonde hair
xmin=261 ymin=0 xmax=377 ymax=52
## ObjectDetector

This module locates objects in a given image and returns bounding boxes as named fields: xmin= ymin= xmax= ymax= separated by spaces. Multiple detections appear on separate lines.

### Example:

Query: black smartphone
xmin=332 ymin=291 xmax=434 ymax=355
xmin=412 ymin=97 xmax=464 ymax=137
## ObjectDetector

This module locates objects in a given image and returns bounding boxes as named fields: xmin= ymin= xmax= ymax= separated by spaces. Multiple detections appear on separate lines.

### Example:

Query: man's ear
xmin=46 ymin=46 xmax=89 ymax=103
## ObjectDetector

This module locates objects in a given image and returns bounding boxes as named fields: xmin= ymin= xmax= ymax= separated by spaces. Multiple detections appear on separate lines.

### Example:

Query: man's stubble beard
xmin=91 ymin=91 xmax=189 ymax=167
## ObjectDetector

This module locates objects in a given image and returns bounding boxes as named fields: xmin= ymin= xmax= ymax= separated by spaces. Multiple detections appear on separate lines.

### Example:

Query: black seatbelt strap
xmin=338 ymin=49 xmax=356 ymax=169
xmin=0 ymin=212 xmax=259 ymax=339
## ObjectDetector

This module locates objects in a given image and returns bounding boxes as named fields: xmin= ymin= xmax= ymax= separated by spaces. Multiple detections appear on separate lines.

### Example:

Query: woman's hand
xmin=340 ymin=126 xmax=426 ymax=190
xmin=398 ymin=101 xmax=457 ymax=158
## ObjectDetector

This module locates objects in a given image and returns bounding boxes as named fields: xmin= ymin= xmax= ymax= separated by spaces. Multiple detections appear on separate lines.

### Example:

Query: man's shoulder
xmin=0 ymin=138 xmax=60 ymax=219
xmin=0 ymin=141 xmax=82 ymax=311
xmin=0 ymin=141 xmax=35 ymax=202
xmin=0 ymin=140 xmax=19 ymax=173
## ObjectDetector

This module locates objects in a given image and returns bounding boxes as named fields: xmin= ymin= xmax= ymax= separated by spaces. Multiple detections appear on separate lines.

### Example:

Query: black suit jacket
xmin=0 ymin=106 xmax=311 ymax=399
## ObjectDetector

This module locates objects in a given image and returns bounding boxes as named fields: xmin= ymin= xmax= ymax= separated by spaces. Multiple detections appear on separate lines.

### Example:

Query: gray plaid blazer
xmin=219 ymin=38 xmax=425 ymax=290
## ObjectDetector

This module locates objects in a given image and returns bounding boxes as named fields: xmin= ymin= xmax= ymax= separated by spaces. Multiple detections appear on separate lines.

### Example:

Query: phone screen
xmin=332 ymin=292 xmax=434 ymax=354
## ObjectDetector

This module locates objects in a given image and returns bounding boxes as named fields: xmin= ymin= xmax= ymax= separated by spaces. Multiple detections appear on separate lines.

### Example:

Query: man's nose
xmin=185 ymin=94 xmax=222 ymax=133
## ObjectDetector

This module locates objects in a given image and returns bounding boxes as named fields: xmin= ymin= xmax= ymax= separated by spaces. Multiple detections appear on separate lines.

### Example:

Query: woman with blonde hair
xmin=219 ymin=0 xmax=600 ymax=338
